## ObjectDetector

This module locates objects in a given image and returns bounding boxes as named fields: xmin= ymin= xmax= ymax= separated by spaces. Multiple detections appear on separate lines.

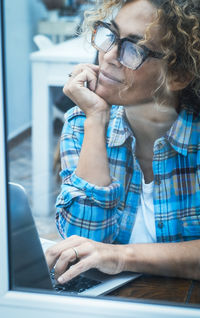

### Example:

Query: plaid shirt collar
xmin=166 ymin=105 xmax=194 ymax=156
xmin=108 ymin=106 xmax=133 ymax=148
xmin=107 ymin=105 xmax=195 ymax=156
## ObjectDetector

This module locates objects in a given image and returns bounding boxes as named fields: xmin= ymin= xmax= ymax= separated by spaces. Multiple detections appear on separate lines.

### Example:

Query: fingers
xmin=63 ymin=70 xmax=102 ymax=114
xmin=45 ymin=236 xmax=99 ymax=284
xmin=66 ymin=63 xmax=99 ymax=88
xmin=45 ymin=236 xmax=124 ymax=286
xmin=45 ymin=235 xmax=83 ymax=270
xmin=57 ymin=256 xmax=95 ymax=284
xmin=63 ymin=63 xmax=99 ymax=102
xmin=64 ymin=66 xmax=98 ymax=97
xmin=70 ymin=63 xmax=99 ymax=79
xmin=53 ymin=248 xmax=78 ymax=280
xmin=54 ymin=241 xmax=97 ymax=282
xmin=70 ymin=68 xmax=98 ymax=91
xmin=62 ymin=63 xmax=110 ymax=118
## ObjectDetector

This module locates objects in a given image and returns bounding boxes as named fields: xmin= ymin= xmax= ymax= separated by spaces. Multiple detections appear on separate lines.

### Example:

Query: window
xmin=0 ymin=0 xmax=200 ymax=317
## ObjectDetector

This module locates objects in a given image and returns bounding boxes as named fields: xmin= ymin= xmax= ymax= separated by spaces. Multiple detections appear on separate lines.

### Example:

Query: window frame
xmin=0 ymin=1 xmax=200 ymax=317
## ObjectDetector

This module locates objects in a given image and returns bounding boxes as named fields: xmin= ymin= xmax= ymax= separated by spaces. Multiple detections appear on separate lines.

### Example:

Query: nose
xmin=103 ymin=44 xmax=122 ymax=68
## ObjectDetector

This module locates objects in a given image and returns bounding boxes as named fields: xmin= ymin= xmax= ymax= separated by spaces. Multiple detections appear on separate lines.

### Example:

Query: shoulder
xmin=189 ymin=110 xmax=200 ymax=138
xmin=181 ymin=108 xmax=200 ymax=154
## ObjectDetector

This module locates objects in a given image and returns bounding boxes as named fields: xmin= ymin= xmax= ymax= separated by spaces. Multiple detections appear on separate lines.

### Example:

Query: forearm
xmin=122 ymin=240 xmax=200 ymax=280
xmin=76 ymin=116 xmax=111 ymax=186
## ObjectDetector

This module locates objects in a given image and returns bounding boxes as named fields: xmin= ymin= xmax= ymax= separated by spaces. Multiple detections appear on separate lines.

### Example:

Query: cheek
xmin=96 ymin=54 xmax=164 ymax=105
xmin=132 ymin=61 xmax=163 ymax=93
xmin=119 ymin=65 xmax=163 ymax=104
xmin=98 ymin=51 xmax=104 ymax=66
xmin=95 ymin=82 xmax=122 ymax=105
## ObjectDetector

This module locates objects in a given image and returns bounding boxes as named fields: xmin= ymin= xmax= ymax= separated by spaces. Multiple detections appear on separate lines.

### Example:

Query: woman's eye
xmin=130 ymin=44 xmax=143 ymax=57
xmin=106 ymin=33 xmax=115 ymax=41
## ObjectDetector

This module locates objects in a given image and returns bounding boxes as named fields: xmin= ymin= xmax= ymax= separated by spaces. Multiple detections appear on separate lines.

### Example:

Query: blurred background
xmin=6 ymin=0 xmax=96 ymax=241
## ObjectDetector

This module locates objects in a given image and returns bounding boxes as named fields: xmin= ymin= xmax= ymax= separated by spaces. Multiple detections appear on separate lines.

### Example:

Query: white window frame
xmin=0 ymin=2 xmax=200 ymax=317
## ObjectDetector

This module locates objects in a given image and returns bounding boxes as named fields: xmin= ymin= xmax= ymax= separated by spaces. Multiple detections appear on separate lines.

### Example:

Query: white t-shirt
xmin=129 ymin=178 xmax=157 ymax=244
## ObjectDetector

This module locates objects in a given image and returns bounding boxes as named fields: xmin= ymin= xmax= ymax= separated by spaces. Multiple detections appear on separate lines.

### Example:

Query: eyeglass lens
xmin=93 ymin=25 xmax=145 ymax=70
xmin=119 ymin=41 xmax=144 ymax=69
xmin=94 ymin=25 xmax=116 ymax=52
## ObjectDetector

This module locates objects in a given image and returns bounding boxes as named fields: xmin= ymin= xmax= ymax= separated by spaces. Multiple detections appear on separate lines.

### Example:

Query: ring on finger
xmin=72 ymin=247 xmax=79 ymax=261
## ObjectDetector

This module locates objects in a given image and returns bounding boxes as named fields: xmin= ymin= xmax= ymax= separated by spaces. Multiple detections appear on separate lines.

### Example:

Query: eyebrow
xmin=111 ymin=20 xmax=143 ymax=42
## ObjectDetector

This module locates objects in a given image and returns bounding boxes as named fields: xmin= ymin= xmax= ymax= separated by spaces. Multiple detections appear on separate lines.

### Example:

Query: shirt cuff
xmin=58 ymin=171 xmax=122 ymax=209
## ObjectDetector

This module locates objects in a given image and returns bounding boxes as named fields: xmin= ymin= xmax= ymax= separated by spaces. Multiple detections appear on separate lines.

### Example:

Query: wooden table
xmin=108 ymin=275 xmax=200 ymax=305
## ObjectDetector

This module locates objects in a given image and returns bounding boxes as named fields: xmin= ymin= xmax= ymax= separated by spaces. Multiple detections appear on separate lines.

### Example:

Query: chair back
xmin=33 ymin=34 xmax=54 ymax=50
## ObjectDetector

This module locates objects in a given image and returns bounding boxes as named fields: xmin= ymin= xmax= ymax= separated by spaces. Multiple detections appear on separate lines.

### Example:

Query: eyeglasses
xmin=91 ymin=21 xmax=164 ymax=70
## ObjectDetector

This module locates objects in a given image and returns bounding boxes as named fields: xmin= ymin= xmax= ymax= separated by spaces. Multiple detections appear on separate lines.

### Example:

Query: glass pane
xmin=5 ymin=0 xmax=97 ymax=292
xmin=4 ymin=0 xmax=200 ymax=311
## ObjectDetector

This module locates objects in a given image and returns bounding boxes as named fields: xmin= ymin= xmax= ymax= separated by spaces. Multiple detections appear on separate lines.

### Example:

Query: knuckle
xmin=74 ymin=63 xmax=84 ymax=72
xmin=73 ymin=64 xmax=79 ymax=72
xmin=70 ymin=234 xmax=79 ymax=240
xmin=63 ymin=85 xmax=69 ymax=95
xmin=81 ymin=237 xmax=87 ymax=243
xmin=46 ymin=247 xmax=57 ymax=258
xmin=82 ymin=69 xmax=88 ymax=76
xmin=60 ymin=250 xmax=69 ymax=260
xmin=90 ymin=257 xmax=97 ymax=268
xmin=85 ymin=241 xmax=94 ymax=251
xmin=93 ymin=249 xmax=100 ymax=260
xmin=63 ymin=85 xmax=74 ymax=98
xmin=75 ymin=262 xmax=85 ymax=273
xmin=65 ymin=271 xmax=74 ymax=281
xmin=71 ymin=235 xmax=87 ymax=244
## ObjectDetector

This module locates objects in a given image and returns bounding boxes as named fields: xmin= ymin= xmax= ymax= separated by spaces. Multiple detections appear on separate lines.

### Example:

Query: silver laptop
xmin=9 ymin=182 xmax=141 ymax=296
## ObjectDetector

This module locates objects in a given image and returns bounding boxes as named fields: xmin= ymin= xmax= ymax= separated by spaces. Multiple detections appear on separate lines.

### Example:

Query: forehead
xmin=115 ymin=0 xmax=158 ymax=38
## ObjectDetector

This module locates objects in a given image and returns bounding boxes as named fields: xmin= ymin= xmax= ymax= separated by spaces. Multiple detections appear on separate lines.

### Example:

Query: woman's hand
xmin=45 ymin=235 xmax=125 ymax=284
xmin=63 ymin=64 xmax=110 ymax=122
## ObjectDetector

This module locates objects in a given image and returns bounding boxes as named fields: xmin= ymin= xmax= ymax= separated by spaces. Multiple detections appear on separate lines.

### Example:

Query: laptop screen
xmin=8 ymin=183 xmax=53 ymax=290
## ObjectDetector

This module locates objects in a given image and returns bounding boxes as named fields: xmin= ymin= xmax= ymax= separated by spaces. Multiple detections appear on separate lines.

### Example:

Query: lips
xmin=99 ymin=70 xmax=124 ymax=84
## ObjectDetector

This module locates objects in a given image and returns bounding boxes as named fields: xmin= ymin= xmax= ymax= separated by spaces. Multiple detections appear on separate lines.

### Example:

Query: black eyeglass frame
xmin=91 ymin=21 xmax=164 ymax=70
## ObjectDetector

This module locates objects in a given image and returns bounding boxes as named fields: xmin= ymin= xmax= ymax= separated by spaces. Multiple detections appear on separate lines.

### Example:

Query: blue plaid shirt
xmin=56 ymin=104 xmax=200 ymax=244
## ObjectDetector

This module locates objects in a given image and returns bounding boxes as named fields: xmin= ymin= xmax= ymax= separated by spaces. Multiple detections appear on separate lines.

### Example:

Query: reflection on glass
xmin=5 ymin=0 xmax=200 ymax=308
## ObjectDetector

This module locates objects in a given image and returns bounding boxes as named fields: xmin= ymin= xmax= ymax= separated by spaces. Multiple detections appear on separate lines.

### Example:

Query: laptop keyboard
xmin=50 ymin=269 xmax=101 ymax=294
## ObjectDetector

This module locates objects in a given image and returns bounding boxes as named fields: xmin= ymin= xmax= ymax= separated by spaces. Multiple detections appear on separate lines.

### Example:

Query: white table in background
xmin=30 ymin=37 xmax=96 ymax=216
xmin=38 ymin=17 xmax=80 ymax=43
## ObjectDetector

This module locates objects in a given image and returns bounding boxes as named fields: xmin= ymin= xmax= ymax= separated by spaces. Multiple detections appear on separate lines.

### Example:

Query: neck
xmin=124 ymin=99 xmax=179 ymax=146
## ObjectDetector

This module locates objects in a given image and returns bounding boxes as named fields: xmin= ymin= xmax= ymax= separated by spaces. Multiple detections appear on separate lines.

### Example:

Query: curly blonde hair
xmin=84 ymin=0 xmax=200 ymax=113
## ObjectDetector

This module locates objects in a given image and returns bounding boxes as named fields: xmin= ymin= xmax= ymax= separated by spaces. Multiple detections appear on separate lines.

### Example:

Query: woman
xmin=46 ymin=0 xmax=200 ymax=284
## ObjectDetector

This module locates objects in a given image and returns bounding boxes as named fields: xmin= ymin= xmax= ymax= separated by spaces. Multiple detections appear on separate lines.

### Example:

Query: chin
xmin=95 ymin=83 xmax=122 ymax=105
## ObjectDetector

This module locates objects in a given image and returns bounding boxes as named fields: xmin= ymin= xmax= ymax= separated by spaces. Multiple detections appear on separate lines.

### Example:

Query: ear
xmin=167 ymin=72 xmax=194 ymax=92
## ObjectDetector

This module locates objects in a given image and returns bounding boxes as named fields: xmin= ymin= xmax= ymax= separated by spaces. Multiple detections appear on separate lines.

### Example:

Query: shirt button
xmin=154 ymin=176 xmax=161 ymax=185
xmin=158 ymin=221 xmax=164 ymax=229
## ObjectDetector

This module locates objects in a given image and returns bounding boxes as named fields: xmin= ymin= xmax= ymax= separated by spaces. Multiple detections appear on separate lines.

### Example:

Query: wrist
xmin=113 ymin=244 xmax=135 ymax=273
xmin=85 ymin=109 xmax=110 ymax=127
xmin=84 ymin=115 xmax=108 ymax=130
xmin=122 ymin=244 xmax=138 ymax=272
